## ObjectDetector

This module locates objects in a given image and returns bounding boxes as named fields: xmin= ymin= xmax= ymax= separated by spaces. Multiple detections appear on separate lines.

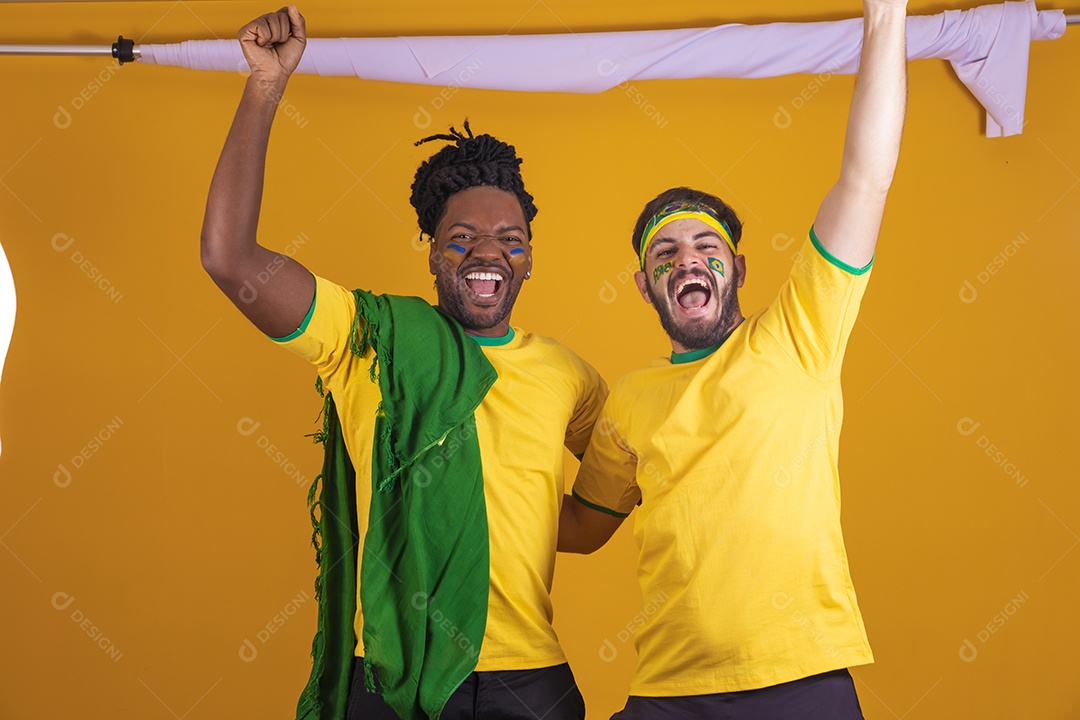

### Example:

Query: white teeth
xmin=676 ymin=278 xmax=709 ymax=294
xmin=465 ymin=271 xmax=503 ymax=281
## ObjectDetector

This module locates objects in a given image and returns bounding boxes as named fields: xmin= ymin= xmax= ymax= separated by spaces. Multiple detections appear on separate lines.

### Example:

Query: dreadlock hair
xmin=410 ymin=120 xmax=538 ymax=241
xmin=631 ymin=187 xmax=744 ymax=258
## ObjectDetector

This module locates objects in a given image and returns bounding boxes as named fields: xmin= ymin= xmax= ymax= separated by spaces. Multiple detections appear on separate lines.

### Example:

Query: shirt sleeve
xmin=270 ymin=275 xmax=367 ymax=392
xmin=563 ymin=356 xmax=610 ymax=459
xmin=757 ymin=227 xmax=873 ymax=380
xmin=571 ymin=393 xmax=641 ymax=518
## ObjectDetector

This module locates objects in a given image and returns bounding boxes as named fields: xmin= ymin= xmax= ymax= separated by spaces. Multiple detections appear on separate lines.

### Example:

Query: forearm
xmin=840 ymin=2 xmax=907 ymax=192
xmin=200 ymin=76 xmax=287 ymax=277
xmin=814 ymin=1 xmax=907 ymax=265
xmin=557 ymin=495 xmax=588 ymax=554
xmin=557 ymin=494 xmax=624 ymax=554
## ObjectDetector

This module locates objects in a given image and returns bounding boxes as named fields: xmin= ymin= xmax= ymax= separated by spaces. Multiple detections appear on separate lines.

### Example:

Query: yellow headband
xmin=638 ymin=205 xmax=735 ymax=271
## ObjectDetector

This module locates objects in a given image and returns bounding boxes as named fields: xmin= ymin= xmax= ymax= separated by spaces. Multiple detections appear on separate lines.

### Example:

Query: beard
xmin=646 ymin=266 xmax=743 ymax=352
xmin=435 ymin=270 xmax=525 ymax=332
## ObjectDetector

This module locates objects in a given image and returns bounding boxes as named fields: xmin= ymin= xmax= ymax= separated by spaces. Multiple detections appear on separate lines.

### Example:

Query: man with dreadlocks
xmin=559 ymin=1 xmax=908 ymax=718
xmin=201 ymin=7 xmax=604 ymax=720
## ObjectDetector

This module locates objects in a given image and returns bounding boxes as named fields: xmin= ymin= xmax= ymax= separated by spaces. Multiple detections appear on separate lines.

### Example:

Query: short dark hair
xmin=631 ymin=187 xmax=743 ymax=257
xmin=410 ymin=120 xmax=538 ymax=240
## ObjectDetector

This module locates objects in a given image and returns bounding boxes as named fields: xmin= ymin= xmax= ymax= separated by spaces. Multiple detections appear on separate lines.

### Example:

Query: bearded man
xmin=559 ymin=1 xmax=909 ymax=717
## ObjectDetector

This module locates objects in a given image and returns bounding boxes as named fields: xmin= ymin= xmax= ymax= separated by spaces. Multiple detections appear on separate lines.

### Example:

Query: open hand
xmin=238 ymin=5 xmax=307 ymax=84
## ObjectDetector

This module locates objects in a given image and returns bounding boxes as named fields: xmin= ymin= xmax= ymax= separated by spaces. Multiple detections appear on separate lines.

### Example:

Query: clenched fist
xmin=238 ymin=5 xmax=307 ymax=85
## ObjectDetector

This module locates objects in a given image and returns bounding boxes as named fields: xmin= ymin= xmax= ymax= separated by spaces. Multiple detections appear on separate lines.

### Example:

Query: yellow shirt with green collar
xmin=573 ymin=230 xmax=875 ymax=695
xmin=276 ymin=275 xmax=607 ymax=670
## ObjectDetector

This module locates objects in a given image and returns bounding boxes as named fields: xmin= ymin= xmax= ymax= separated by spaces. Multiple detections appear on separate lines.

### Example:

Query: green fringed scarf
xmin=296 ymin=290 xmax=498 ymax=720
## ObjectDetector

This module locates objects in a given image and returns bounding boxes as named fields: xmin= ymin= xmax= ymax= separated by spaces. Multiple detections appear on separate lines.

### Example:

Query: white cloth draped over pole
xmin=0 ymin=1 xmax=1068 ymax=137
xmin=137 ymin=0 xmax=1067 ymax=138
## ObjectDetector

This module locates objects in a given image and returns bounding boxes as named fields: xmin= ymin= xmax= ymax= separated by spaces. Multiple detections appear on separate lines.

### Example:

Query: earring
xmin=525 ymin=271 xmax=531 ymax=279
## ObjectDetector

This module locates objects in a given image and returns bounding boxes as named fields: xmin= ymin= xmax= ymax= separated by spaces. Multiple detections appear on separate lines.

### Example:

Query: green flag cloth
xmin=296 ymin=290 xmax=497 ymax=720
xmin=295 ymin=391 xmax=359 ymax=720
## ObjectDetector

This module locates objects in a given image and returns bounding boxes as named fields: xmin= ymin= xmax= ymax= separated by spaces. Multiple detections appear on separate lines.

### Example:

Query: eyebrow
xmin=650 ymin=230 xmax=721 ymax=250
xmin=447 ymin=222 xmax=526 ymax=235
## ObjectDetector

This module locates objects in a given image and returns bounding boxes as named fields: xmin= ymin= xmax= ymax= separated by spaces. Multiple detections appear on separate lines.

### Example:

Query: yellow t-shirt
xmin=277 ymin=276 xmax=607 ymax=671
xmin=573 ymin=231 xmax=875 ymax=695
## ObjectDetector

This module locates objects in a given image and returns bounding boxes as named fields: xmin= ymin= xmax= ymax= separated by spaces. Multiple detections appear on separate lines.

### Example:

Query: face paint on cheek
xmin=708 ymin=257 xmax=725 ymax=277
xmin=509 ymin=248 xmax=525 ymax=256
xmin=653 ymin=261 xmax=673 ymax=284
xmin=447 ymin=243 xmax=467 ymax=254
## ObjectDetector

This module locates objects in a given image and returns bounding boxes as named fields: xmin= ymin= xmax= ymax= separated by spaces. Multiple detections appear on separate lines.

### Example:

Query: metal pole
xmin=0 ymin=37 xmax=139 ymax=62
xmin=1067 ymin=14 xmax=1080 ymax=24
xmin=0 ymin=44 xmax=118 ymax=56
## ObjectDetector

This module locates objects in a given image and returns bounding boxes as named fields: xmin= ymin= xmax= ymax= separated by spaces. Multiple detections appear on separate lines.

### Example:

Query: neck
xmin=464 ymin=321 xmax=510 ymax=338
xmin=670 ymin=314 xmax=744 ymax=354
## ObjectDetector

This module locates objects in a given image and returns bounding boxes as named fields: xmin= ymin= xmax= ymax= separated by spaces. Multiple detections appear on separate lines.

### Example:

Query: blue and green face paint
xmin=708 ymin=257 xmax=725 ymax=277
xmin=653 ymin=261 xmax=674 ymax=284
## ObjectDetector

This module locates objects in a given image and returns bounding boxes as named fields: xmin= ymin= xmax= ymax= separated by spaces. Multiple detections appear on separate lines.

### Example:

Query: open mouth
xmin=463 ymin=270 xmax=506 ymax=302
xmin=674 ymin=276 xmax=713 ymax=312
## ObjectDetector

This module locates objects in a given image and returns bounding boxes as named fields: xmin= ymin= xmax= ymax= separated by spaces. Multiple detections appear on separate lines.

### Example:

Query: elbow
xmin=200 ymin=234 xmax=240 ymax=284
xmin=200 ymin=233 xmax=223 ymax=277
xmin=835 ymin=175 xmax=893 ymax=203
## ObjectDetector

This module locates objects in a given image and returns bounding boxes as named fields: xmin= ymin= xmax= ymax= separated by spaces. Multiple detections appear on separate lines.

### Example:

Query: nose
xmin=674 ymin=246 xmax=705 ymax=270
xmin=469 ymin=234 xmax=506 ymax=261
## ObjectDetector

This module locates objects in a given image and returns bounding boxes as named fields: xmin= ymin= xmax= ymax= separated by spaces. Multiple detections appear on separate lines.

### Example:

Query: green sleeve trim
xmin=270 ymin=284 xmax=317 ymax=343
xmin=469 ymin=327 xmax=515 ymax=346
xmin=572 ymin=488 xmax=630 ymax=519
xmin=809 ymin=225 xmax=874 ymax=276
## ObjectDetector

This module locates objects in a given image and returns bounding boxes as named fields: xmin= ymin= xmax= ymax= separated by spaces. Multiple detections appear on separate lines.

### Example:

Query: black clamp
xmin=112 ymin=35 xmax=135 ymax=65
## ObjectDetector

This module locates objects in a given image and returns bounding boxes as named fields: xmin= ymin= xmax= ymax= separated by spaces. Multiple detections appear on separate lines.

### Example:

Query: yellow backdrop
xmin=1 ymin=1 xmax=1077 ymax=718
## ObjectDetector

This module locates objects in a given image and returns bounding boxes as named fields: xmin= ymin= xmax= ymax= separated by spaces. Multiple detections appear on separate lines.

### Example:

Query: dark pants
xmin=611 ymin=669 xmax=864 ymax=720
xmin=347 ymin=656 xmax=586 ymax=720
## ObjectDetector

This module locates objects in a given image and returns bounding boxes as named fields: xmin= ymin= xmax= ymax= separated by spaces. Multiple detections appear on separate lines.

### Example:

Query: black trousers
xmin=610 ymin=669 xmax=864 ymax=720
xmin=347 ymin=656 xmax=586 ymax=720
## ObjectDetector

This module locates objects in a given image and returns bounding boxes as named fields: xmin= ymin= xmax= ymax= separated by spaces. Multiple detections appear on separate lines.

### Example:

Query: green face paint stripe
xmin=708 ymin=257 xmax=725 ymax=277
xmin=653 ymin=261 xmax=673 ymax=284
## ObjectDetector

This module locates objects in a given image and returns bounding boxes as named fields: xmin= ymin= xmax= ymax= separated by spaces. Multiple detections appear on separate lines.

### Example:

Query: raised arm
xmin=201 ymin=5 xmax=315 ymax=338
xmin=813 ymin=0 xmax=908 ymax=268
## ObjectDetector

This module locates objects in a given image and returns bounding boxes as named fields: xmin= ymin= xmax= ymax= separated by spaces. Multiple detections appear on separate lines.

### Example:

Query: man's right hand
xmin=238 ymin=5 xmax=307 ymax=86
